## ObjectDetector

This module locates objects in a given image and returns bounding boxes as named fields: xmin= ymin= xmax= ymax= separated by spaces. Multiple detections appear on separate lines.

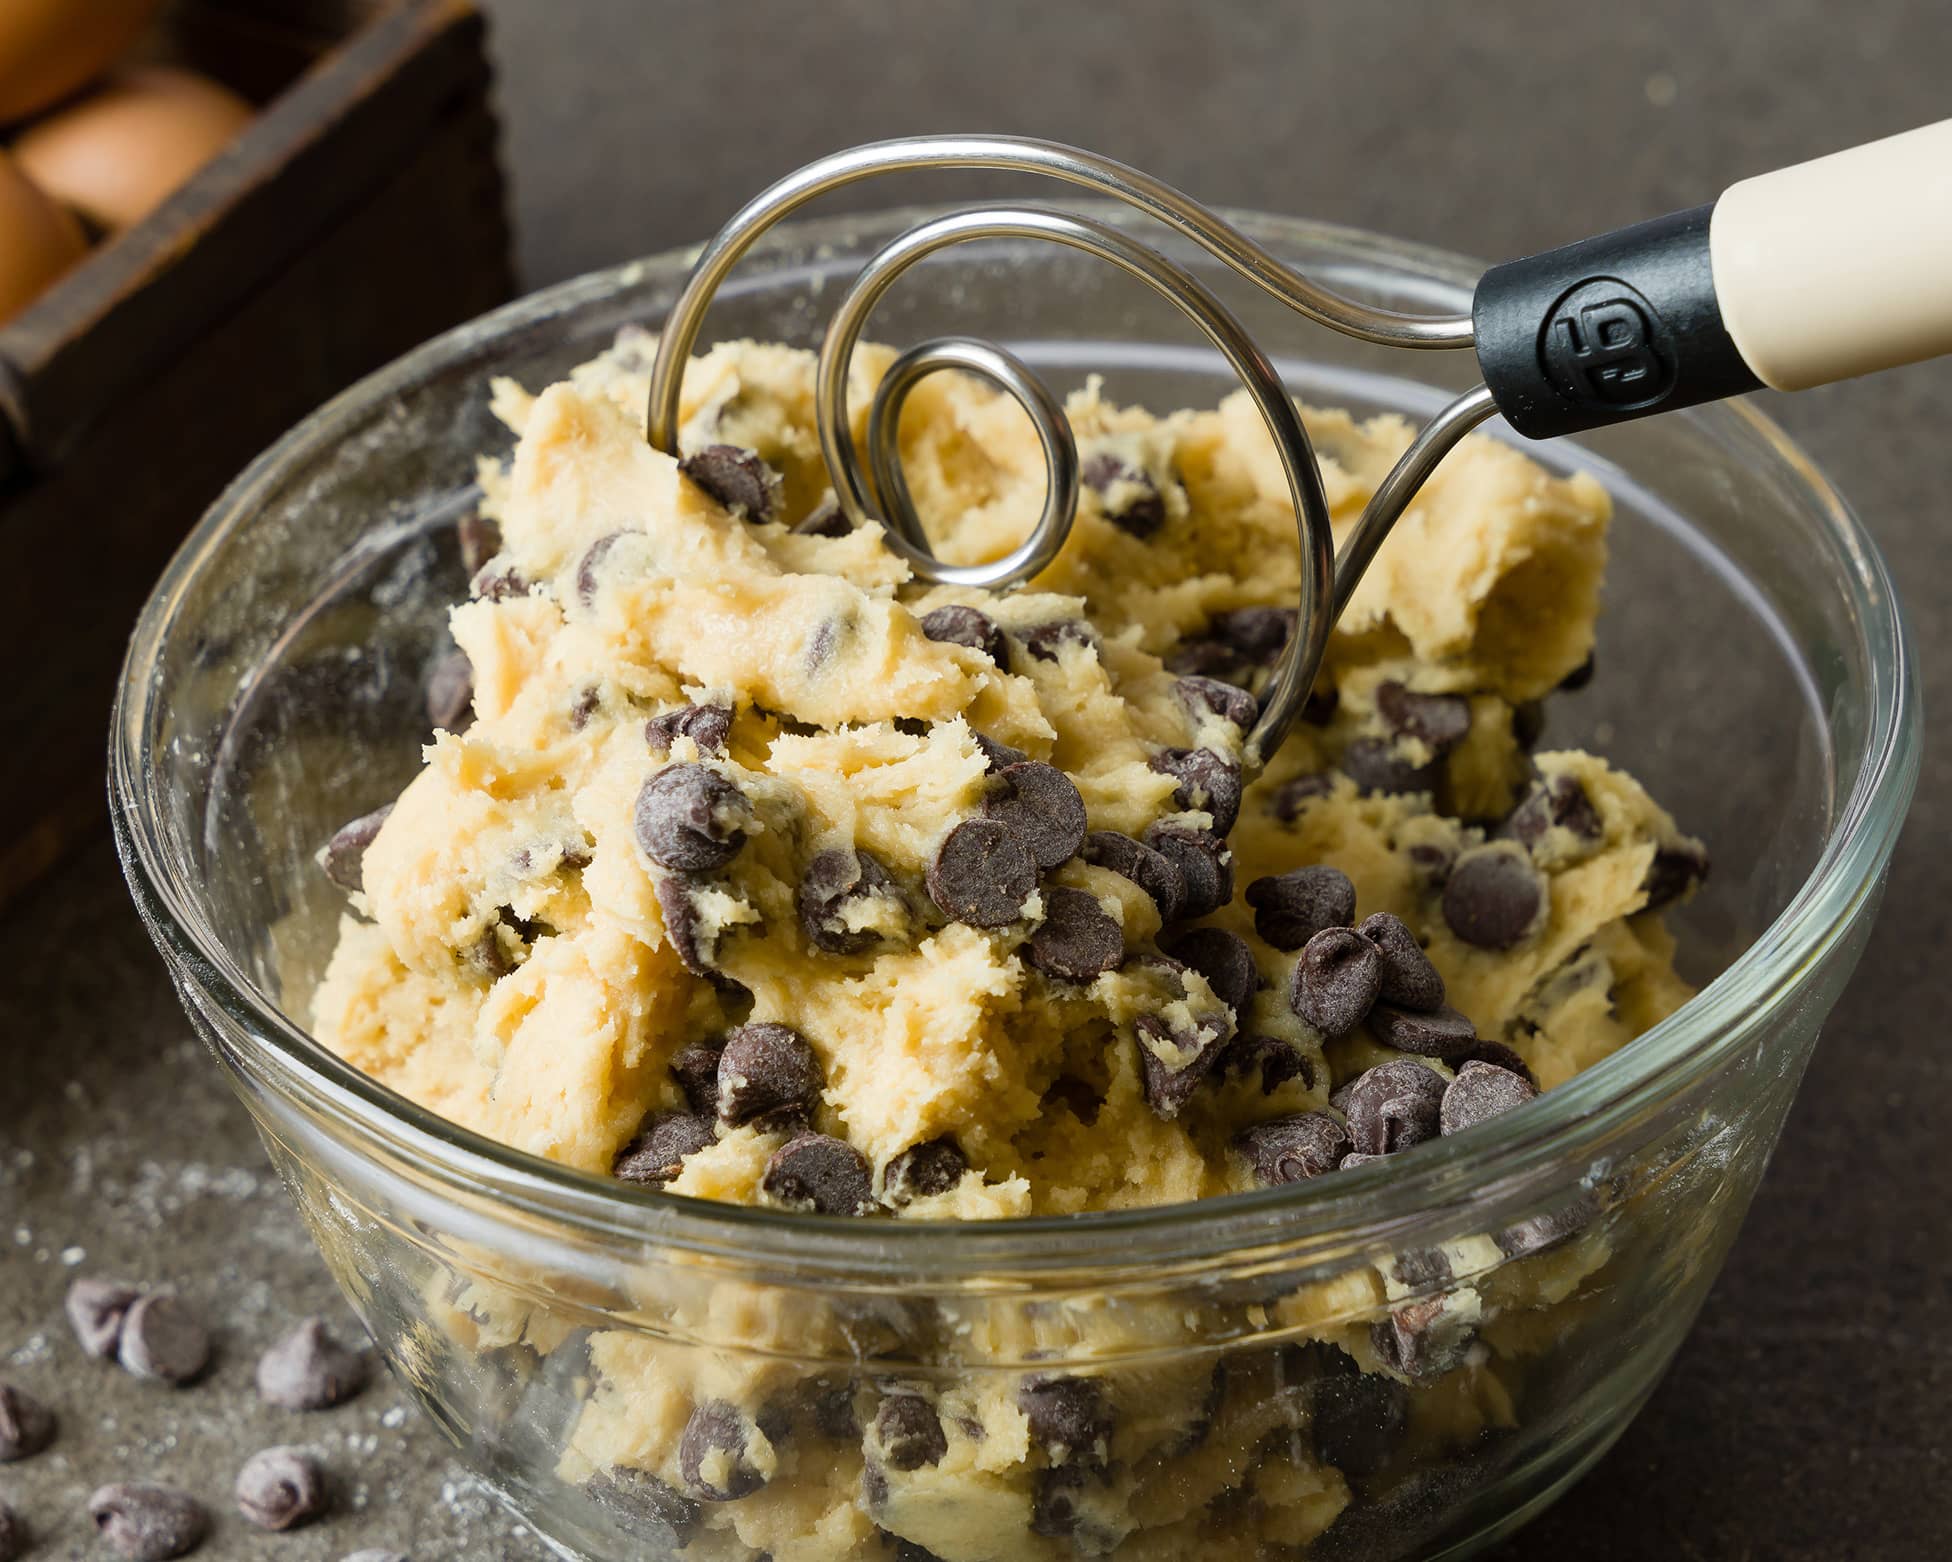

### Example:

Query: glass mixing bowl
xmin=111 ymin=204 xmax=1917 ymax=1561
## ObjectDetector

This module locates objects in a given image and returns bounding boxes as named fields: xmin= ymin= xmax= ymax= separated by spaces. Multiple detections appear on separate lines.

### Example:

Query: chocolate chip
xmin=872 ymin=1393 xmax=947 ymax=1471
xmin=117 ymin=1293 xmax=210 ymax=1385
xmin=655 ymin=874 xmax=720 ymax=976
xmin=568 ymin=686 xmax=602 ymax=730
xmin=588 ymin=1467 xmax=700 ymax=1544
xmin=1560 ymin=650 xmax=1596 ymax=690
xmin=614 ymin=1112 xmax=718 ymax=1186
xmin=236 ymin=1446 xmax=328 ymax=1531
xmin=1082 ymin=451 xmax=1167 ymax=538
xmin=457 ymin=511 xmax=502 ymax=574
xmin=763 ymin=1134 xmax=875 ymax=1215
xmin=1219 ymin=1032 xmax=1315 ymax=1095
xmin=425 ymin=649 xmax=473 ymax=732
xmin=793 ymin=498 xmax=853 ymax=537
xmin=1372 ymin=1297 xmax=1476 ymax=1383
xmin=1442 ymin=844 xmax=1547 ymax=949
xmin=645 ymin=703 xmax=733 ymax=758
xmin=1460 ymin=1038 xmax=1538 ymax=1089
xmin=1367 ymin=1001 xmax=1479 ymax=1059
xmin=471 ymin=562 xmax=531 ymax=601
xmin=670 ymin=1040 xmax=725 ymax=1113
xmin=635 ymin=763 xmax=751 ymax=872
xmin=1157 ymin=925 xmax=1258 ymax=1015
xmin=1078 ymin=830 xmax=1184 ymax=921
xmin=1026 ymin=887 xmax=1124 ymax=980
xmin=1358 ymin=912 xmax=1446 ymax=1010
xmin=1506 ymin=773 xmax=1603 ymax=850
xmin=1175 ymin=675 xmax=1258 ymax=733
xmin=1291 ymin=927 xmax=1383 ymax=1036
xmin=1312 ymin=1364 xmax=1408 ymax=1478
xmin=1019 ymin=620 xmax=1096 ymax=663
xmin=799 ymin=848 xmax=900 ymax=955
xmin=883 ymin=1138 xmax=967 ymax=1206
xmin=919 ymin=604 xmax=1009 ymax=666
xmin=66 ymin=1276 xmax=140 ymax=1358
xmin=1245 ymin=864 xmax=1355 ymax=950
xmin=1641 ymin=839 xmax=1710 ymax=911
xmin=1339 ymin=1060 xmax=1447 ymax=1155
xmin=810 ymin=1380 xmax=861 ymax=1440
xmin=1375 ymin=681 xmax=1472 ymax=752
xmin=1496 ymin=1191 xmax=1599 ymax=1259
xmin=0 ymin=1382 xmax=53 ymax=1462
xmin=574 ymin=531 xmax=626 ymax=606
xmin=1440 ymin=1060 xmax=1537 ymax=1136
xmin=1031 ymin=1466 xmax=1107 ymax=1539
xmin=680 ymin=444 xmax=781 ymax=522
xmin=681 ymin=1400 xmax=769 ymax=1500
xmin=1016 ymin=1375 xmax=1112 ymax=1466
xmin=1341 ymin=737 xmax=1438 ymax=796
xmin=1339 ymin=1152 xmax=1387 ymax=1171
xmin=718 ymin=1023 xmax=821 ymax=1130
xmin=1135 ymin=1006 xmax=1232 ymax=1119
xmin=256 ymin=1318 xmax=368 ymax=1411
xmin=0 ymin=1501 xmax=22 ymax=1562
xmin=89 ymin=1483 xmax=208 ymax=1560
xmin=983 ymin=761 xmax=1088 ymax=869
xmin=1237 ymin=1111 xmax=1350 ymax=1185
xmin=319 ymin=805 xmax=393 ymax=894
xmin=1149 ymin=747 xmax=1241 ymax=834
xmin=1270 ymin=772 xmax=1336 ymax=820
xmin=1209 ymin=606 xmax=1295 ymax=661
xmin=1164 ymin=639 xmax=1251 ymax=685
xmin=1405 ymin=840 xmax=1457 ymax=891
xmin=927 ymin=818 xmax=1037 ymax=927
xmin=1141 ymin=823 xmax=1232 ymax=920
xmin=972 ymin=732 xmax=1027 ymax=772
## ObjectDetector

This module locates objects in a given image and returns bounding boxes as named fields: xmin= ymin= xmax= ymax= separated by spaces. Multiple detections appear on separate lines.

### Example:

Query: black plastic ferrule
xmin=1472 ymin=201 xmax=1761 ymax=440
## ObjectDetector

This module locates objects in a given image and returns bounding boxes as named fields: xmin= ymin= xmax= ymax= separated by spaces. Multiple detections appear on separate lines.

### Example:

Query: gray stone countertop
xmin=4 ymin=2 xmax=1946 ymax=1556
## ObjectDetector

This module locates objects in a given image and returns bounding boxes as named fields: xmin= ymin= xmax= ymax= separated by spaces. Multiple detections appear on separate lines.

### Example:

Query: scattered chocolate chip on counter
xmin=235 ymin=1445 xmax=330 ymax=1531
xmin=256 ymin=1317 xmax=371 ymax=1411
xmin=116 ymin=1294 xmax=211 ymax=1387
xmin=0 ymin=1500 xmax=23 ymax=1562
xmin=67 ymin=1276 xmax=142 ymax=1358
xmin=88 ymin=1482 xmax=209 ymax=1561
xmin=0 ymin=1382 xmax=55 ymax=1463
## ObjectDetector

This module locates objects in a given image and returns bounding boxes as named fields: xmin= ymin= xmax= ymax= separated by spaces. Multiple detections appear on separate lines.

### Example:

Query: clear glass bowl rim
xmin=110 ymin=201 xmax=1920 ymax=1280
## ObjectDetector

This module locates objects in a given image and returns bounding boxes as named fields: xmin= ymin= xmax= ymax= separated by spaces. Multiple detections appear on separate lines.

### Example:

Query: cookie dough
xmin=310 ymin=334 xmax=1707 ymax=1560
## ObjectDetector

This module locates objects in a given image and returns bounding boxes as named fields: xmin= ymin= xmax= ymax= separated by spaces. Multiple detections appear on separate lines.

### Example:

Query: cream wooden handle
xmin=1710 ymin=118 xmax=1952 ymax=392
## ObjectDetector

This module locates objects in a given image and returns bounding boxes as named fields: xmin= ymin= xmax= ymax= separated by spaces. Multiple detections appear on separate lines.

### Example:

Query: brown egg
xmin=0 ymin=0 xmax=159 ymax=125
xmin=14 ymin=65 xmax=252 ymax=233
xmin=0 ymin=149 xmax=87 ymax=326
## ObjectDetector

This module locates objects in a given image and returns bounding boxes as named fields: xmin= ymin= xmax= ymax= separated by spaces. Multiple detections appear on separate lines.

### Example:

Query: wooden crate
xmin=0 ymin=0 xmax=513 ymax=904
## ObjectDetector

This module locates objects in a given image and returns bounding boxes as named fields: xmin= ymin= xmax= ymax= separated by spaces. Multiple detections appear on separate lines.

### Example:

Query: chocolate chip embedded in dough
xmin=66 ymin=1277 xmax=140 ymax=1359
xmin=568 ymin=686 xmax=602 ymax=730
xmin=635 ymin=763 xmax=751 ymax=872
xmin=798 ymin=848 xmax=901 ymax=956
xmin=613 ymin=1112 xmax=719 ymax=1187
xmin=587 ymin=1467 xmax=700 ymax=1545
xmin=116 ymin=1293 xmax=210 ymax=1385
xmin=1311 ymin=1359 xmax=1409 ymax=1478
xmin=926 ymin=819 xmax=1036 ymax=927
xmin=1135 ymin=1009 xmax=1233 ymax=1119
xmin=1236 ymin=1111 xmax=1350 ymax=1185
xmin=1141 ymin=823 xmax=1233 ymax=920
xmin=1366 ymin=1001 xmax=1479 ymax=1059
xmin=1442 ymin=843 xmax=1547 ymax=949
xmin=425 ymin=649 xmax=473 ymax=732
xmin=1219 ymin=1032 xmax=1315 ymax=1095
xmin=679 ymin=1400 xmax=769 ymax=1501
xmin=235 ymin=1445 xmax=328 ymax=1531
xmin=1026 ymin=887 xmax=1124 ymax=981
xmin=1157 ymin=925 xmax=1258 ymax=1016
xmin=1371 ymin=1296 xmax=1477 ymax=1384
xmin=1245 ymin=864 xmax=1354 ymax=951
xmin=320 ymin=804 xmax=393 ymax=894
xmin=972 ymin=731 xmax=1028 ymax=773
xmin=1375 ymin=681 xmax=1472 ymax=752
xmin=794 ymin=497 xmax=854 ymax=537
xmin=1440 ymin=1060 xmax=1537 ymax=1136
xmin=574 ymin=531 xmax=626 ymax=606
xmin=883 ymin=1137 xmax=967 ymax=1206
xmin=1270 ymin=772 xmax=1336 ymax=821
xmin=679 ymin=444 xmax=781 ymax=523
xmin=645 ymin=703 xmax=733 ymax=758
xmin=470 ymin=561 xmax=531 ymax=602
xmin=1079 ymin=830 xmax=1184 ymax=921
xmin=1081 ymin=451 xmax=1167 ymax=538
xmin=1358 ymin=912 xmax=1446 ymax=1011
xmin=871 ymin=1392 xmax=947 ymax=1471
xmin=670 ymin=1039 xmax=726 ymax=1113
xmin=1208 ymin=605 xmax=1296 ymax=661
xmin=1164 ymin=638 xmax=1252 ymax=685
xmin=1148 ymin=746 xmax=1242 ymax=834
xmin=88 ymin=1483 xmax=208 ymax=1560
xmin=1341 ymin=736 xmax=1439 ymax=797
xmin=763 ymin=1134 xmax=875 ymax=1215
xmin=717 ymin=1023 xmax=821 ymax=1131
xmin=1641 ymin=839 xmax=1710 ymax=912
xmin=982 ymin=761 xmax=1088 ymax=869
xmin=1019 ymin=620 xmax=1097 ymax=663
xmin=0 ymin=1382 xmax=53 ymax=1462
xmin=1405 ymin=840 xmax=1457 ymax=892
xmin=255 ymin=1318 xmax=369 ymax=1411
xmin=919 ymin=604 xmax=1009 ymax=667
xmin=1505 ymin=773 xmax=1604 ymax=851
xmin=1339 ymin=1060 xmax=1447 ymax=1156
xmin=655 ymin=874 xmax=723 ymax=978
xmin=1291 ymin=927 xmax=1383 ymax=1037
xmin=1496 ymin=1190 xmax=1599 ymax=1259
xmin=1460 ymin=1038 xmax=1537 ymax=1089
xmin=1175 ymin=675 xmax=1259 ymax=733
xmin=456 ymin=511 xmax=502 ymax=574
xmin=1016 ymin=1375 xmax=1112 ymax=1466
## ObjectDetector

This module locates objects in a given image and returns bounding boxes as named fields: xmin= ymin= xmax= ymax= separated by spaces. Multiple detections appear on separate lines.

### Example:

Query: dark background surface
xmin=4 ymin=2 xmax=1947 ymax=1557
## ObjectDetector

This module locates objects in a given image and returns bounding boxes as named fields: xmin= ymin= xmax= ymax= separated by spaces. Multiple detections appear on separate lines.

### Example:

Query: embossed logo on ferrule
xmin=1538 ymin=278 xmax=1677 ymax=411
